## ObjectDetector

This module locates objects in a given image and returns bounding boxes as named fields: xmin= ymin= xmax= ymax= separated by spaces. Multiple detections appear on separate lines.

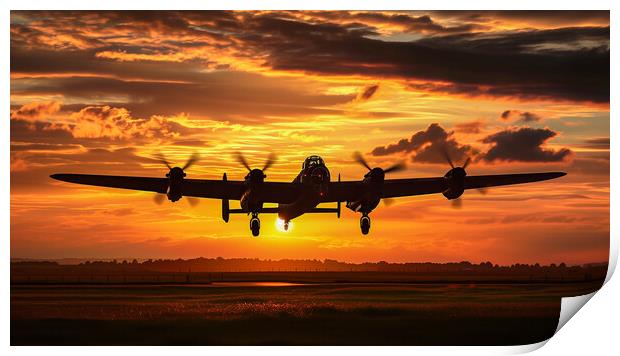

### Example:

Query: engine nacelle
xmin=166 ymin=166 xmax=185 ymax=202
xmin=346 ymin=197 xmax=380 ymax=214
xmin=346 ymin=167 xmax=386 ymax=213
xmin=222 ymin=173 xmax=230 ymax=222
xmin=442 ymin=167 xmax=466 ymax=200
xmin=442 ymin=187 xmax=464 ymax=200
xmin=240 ymin=188 xmax=264 ymax=212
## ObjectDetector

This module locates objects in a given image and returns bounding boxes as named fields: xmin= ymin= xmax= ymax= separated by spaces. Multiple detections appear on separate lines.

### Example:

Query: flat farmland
xmin=10 ymin=280 xmax=602 ymax=345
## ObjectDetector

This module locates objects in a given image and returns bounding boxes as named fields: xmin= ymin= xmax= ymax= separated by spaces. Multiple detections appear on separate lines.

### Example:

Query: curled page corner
xmin=510 ymin=340 xmax=549 ymax=354
xmin=555 ymin=291 xmax=597 ymax=333
xmin=511 ymin=291 xmax=600 ymax=354
xmin=604 ymin=236 xmax=618 ymax=284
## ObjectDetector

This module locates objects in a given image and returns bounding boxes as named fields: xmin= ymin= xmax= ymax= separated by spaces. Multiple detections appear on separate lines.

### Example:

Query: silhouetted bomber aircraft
xmin=51 ymin=152 xmax=566 ymax=236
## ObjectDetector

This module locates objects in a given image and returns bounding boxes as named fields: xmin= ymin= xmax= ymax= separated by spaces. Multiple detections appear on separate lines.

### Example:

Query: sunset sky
xmin=10 ymin=10 xmax=609 ymax=265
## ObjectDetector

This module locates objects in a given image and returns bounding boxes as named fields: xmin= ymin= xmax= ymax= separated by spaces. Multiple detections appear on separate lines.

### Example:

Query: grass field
xmin=10 ymin=280 xmax=603 ymax=345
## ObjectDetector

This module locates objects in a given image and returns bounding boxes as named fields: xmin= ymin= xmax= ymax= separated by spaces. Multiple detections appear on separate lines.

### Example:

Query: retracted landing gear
xmin=360 ymin=213 xmax=371 ymax=235
xmin=250 ymin=212 xmax=260 ymax=237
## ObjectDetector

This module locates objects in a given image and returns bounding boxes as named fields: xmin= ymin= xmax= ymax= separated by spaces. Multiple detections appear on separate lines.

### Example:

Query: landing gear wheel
xmin=360 ymin=215 xmax=371 ymax=235
xmin=284 ymin=221 xmax=289 ymax=231
xmin=250 ymin=215 xmax=260 ymax=237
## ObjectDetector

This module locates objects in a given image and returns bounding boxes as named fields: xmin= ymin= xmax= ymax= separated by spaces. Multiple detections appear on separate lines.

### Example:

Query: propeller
xmin=154 ymin=194 xmax=199 ymax=207
xmin=182 ymin=152 xmax=200 ymax=171
xmin=353 ymin=151 xmax=372 ymax=171
xmin=155 ymin=151 xmax=200 ymax=171
xmin=152 ymin=151 xmax=201 ymax=207
xmin=353 ymin=151 xmax=406 ymax=206
xmin=154 ymin=193 xmax=166 ymax=205
xmin=234 ymin=152 xmax=277 ymax=182
xmin=441 ymin=147 xmax=471 ymax=170
xmin=451 ymin=198 xmax=463 ymax=209
xmin=440 ymin=148 xmax=485 ymax=209
xmin=186 ymin=197 xmax=200 ymax=207
xmin=262 ymin=153 xmax=276 ymax=172
xmin=155 ymin=152 xmax=172 ymax=170
xmin=382 ymin=198 xmax=395 ymax=207
xmin=353 ymin=151 xmax=406 ymax=175
xmin=235 ymin=152 xmax=252 ymax=171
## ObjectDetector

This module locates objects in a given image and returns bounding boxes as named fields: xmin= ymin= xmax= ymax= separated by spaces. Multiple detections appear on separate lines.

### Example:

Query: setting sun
xmin=276 ymin=218 xmax=292 ymax=233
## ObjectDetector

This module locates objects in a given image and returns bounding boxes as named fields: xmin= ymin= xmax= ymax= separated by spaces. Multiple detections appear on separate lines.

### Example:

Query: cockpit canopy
xmin=302 ymin=155 xmax=325 ymax=169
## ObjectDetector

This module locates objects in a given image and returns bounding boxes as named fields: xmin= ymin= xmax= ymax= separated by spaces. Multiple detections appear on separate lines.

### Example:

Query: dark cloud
xmin=171 ymin=139 xmax=211 ymax=148
xmin=454 ymin=120 xmax=485 ymax=134
xmin=434 ymin=11 xmax=609 ymax=28
xmin=11 ymin=101 xmax=61 ymax=120
xmin=372 ymin=123 xmax=447 ymax=155
xmin=408 ymin=77 xmax=606 ymax=103
xmin=414 ymin=26 xmax=609 ymax=55
xmin=582 ymin=137 xmax=610 ymax=149
xmin=11 ymin=119 xmax=75 ymax=145
xmin=11 ymin=10 xmax=237 ymax=50
xmin=10 ymin=48 xmax=210 ymax=82
xmin=357 ymin=84 xmax=379 ymax=101
xmin=371 ymin=123 xmax=474 ymax=164
xmin=481 ymin=127 xmax=572 ymax=162
xmin=11 ymin=143 xmax=81 ymax=152
xmin=298 ymin=11 xmax=481 ymax=35
xmin=242 ymin=15 xmax=609 ymax=103
xmin=520 ymin=112 xmax=541 ymax=122
xmin=11 ymin=11 xmax=610 ymax=104
xmin=500 ymin=110 xmax=512 ymax=120
xmin=10 ymin=68 xmax=354 ymax=121
xmin=500 ymin=110 xmax=542 ymax=122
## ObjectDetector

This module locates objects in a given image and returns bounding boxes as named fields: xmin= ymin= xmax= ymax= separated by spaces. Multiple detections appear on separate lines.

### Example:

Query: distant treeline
xmin=11 ymin=257 xmax=608 ymax=274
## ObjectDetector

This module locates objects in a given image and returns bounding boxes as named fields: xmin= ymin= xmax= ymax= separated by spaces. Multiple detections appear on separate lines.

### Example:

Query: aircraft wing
xmin=50 ymin=174 xmax=300 ymax=203
xmin=324 ymin=172 xmax=566 ymax=201
xmin=51 ymin=171 xmax=565 ymax=203
xmin=462 ymin=172 xmax=567 ymax=190
xmin=50 ymin=174 xmax=169 ymax=193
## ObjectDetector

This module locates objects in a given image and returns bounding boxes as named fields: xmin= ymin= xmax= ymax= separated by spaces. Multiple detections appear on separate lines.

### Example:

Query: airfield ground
xmin=10 ymin=278 xmax=603 ymax=345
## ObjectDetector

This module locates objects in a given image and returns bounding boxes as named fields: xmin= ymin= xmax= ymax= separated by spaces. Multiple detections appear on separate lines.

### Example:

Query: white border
xmin=3 ymin=1 xmax=617 ymax=355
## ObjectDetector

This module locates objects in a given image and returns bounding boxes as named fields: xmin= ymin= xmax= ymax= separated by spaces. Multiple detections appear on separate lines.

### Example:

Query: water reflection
xmin=211 ymin=282 xmax=304 ymax=287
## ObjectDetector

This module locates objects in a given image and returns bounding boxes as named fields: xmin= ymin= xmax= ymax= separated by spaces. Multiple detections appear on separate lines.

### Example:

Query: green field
xmin=10 ymin=280 xmax=603 ymax=345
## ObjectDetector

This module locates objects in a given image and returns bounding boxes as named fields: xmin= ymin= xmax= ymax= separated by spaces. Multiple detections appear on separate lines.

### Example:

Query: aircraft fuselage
xmin=278 ymin=155 xmax=330 ymax=222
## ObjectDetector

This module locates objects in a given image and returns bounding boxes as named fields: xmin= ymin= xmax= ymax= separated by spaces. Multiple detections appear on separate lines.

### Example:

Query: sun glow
xmin=275 ymin=218 xmax=292 ymax=232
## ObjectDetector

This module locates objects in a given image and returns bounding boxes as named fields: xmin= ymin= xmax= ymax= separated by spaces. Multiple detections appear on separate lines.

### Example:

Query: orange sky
xmin=10 ymin=11 xmax=609 ymax=264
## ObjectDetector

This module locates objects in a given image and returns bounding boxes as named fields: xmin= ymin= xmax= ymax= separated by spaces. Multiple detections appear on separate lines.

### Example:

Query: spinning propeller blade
xmin=353 ymin=151 xmax=372 ymax=171
xmin=182 ymin=153 xmax=200 ymax=171
xmin=354 ymin=152 xmax=407 ymax=208
xmin=234 ymin=152 xmax=277 ymax=173
xmin=154 ymin=194 xmax=166 ymax=205
xmin=441 ymin=147 xmax=455 ymax=169
xmin=186 ymin=197 xmax=200 ymax=207
xmin=383 ymin=198 xmax=395 ymax=207
xmin=263 ymin=153 xmax=277 ymax=172
xmin=353 ymin=151 xmax=406 ymax=174
xmin=384 ymin=161 xmax=406 ymax=174
xmin=441 ymin=150 xmax=488 ymax=209
xmin=151 ymin=151 xmax=200 ymax=205
xmin=155 ymin=152 xmax=172 ymax=170
xmin=462 ymin=157 xmax=472 ymax=169
xmin=234 ymin=152 xmax=252 ymax=171
xmin=451 ymin=197 xmax=463 ymax=209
